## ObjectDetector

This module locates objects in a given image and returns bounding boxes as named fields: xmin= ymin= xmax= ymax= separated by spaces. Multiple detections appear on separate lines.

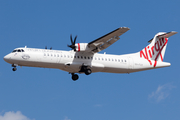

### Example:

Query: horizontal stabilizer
xmin=157 ymin=31 xmax=178 ymax=39
xmin=148 ymin=38 xmax=153 ymax=43
xmin=148 ymin=31 xmax=177 ymax=43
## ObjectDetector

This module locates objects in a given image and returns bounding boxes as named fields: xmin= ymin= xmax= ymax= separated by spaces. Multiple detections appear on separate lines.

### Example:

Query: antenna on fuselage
xmin=45 ymin=46 xmax=52 ymax=50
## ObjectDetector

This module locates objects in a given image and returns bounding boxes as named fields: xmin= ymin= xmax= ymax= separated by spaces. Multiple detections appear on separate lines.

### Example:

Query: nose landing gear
xmin=71 ymin=73 xmax=79 ymax=81
xmin=12 ymin=64 xmax=17 ymax=71
xmin=12 ymin=67 xmax=17 ymax=71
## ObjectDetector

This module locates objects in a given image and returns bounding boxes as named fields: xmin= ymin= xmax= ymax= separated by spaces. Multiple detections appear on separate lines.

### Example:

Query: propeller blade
xmin=73 ymin=35 xmax=77 ymax=45
xmin=68 ymin=34 xmax=78 ymax=51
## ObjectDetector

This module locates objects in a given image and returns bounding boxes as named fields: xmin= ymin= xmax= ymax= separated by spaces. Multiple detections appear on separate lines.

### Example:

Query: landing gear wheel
xmin=85 ymin=68 xmax=92 ymax=75
xmin=12 ymin=67 xmax=17 ymax=71
xmin=72 ymin=74 xmax=79 ymax=81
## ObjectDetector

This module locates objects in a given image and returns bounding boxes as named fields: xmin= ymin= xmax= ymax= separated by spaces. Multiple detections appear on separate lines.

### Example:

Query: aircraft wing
xmin=88 ymin=27 xmax=130 ymax=53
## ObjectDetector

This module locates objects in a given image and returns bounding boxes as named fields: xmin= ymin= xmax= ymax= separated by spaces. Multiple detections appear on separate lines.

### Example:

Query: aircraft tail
xmin=139 ymin=31 xmax=177 ymax=67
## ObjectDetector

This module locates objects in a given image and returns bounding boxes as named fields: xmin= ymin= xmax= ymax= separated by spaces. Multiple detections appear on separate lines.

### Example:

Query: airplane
xmin=3 ymin=27 xmax=177 ymax=81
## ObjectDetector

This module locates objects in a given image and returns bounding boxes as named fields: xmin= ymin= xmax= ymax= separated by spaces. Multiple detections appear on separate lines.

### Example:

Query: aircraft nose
xmin=3 ymin=54 xmax=11 ymax=62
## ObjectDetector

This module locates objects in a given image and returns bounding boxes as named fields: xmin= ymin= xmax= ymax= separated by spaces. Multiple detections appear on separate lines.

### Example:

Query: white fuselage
xmin=4 ymin=30 xmax=177 ymax=81
xmin=4 ymin=47 xmax=171 ymax=74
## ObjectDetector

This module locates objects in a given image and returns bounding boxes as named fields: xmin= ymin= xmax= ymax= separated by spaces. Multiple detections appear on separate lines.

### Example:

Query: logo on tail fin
xmin=140 ymin=37 xmax=168 ymax=67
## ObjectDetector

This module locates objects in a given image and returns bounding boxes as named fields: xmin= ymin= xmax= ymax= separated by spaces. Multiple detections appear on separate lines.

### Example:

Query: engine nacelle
xmin=74 ymin=43 xmax=91 ymax=52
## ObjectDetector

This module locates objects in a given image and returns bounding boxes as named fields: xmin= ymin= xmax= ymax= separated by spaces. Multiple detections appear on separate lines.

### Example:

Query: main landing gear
xmin=71 ymin=65 xmax=92 ymax=81
xmin=84 ymin=68 xmax=92 ymax=75
xmin=12 ymin=64 xmax=17 ymax=71
xmin=79 ymin=65 xmax=92 ymax=75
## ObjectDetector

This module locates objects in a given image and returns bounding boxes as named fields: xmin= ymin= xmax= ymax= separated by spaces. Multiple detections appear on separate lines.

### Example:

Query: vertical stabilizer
xmin=139 ymin=31 xmax=177 ymax=67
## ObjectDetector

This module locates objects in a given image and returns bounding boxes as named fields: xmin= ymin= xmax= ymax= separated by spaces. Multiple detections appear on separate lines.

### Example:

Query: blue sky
xmin=0 ymin=0 xmax=180 ymax=120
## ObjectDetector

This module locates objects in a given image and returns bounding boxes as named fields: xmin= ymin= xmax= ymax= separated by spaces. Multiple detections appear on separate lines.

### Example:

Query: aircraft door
xmin=57 ymin=52 xmax=62 ymax=63
xmin=128 ymin=57 xmax=134 ymax=69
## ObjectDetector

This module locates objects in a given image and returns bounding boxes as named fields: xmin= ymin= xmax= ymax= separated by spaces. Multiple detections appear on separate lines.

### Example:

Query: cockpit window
xmin=12 ymin=50 xmax=16 ymax=53
xmin=11 ymin=49 xmax=25 ymax=53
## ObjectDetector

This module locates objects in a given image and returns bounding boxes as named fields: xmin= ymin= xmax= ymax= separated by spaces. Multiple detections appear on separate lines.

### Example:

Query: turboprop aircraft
xmin=3 ymin=27 xmax=177 ymax=81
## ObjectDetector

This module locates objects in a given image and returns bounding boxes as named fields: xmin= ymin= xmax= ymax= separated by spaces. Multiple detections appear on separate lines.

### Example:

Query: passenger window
xmin=121 ymin=59 xmax=123 ymax=62
xmin=84 ymin=56 xmax=86 ymax=59
xmin=112 ymin=59 xmax=114 ymax=61
xmin=118 ymin=59 xmax=120 ymax=62
xmin=88 ymin=57 xmax=90 ymax=59
xmin=109 ymin=58 xmax=111 ymax=61
xmin=77 ymin=56 xmax=79 ymax=59
xmin=57 ymin=54 xmax=59 ymax=57
xmin=115 ymin=59 xmax=117 ymax=62
xmin=54 ymin=54 xmax=56 ymax=57
xmin=81 ymin=56 xmax=83 ymax=59
xmin=125 ymin=60 xmax=126 ymax=62
xmin=105 ymin=58 xmax=107 ymax=61
xmin=102 ymin=58 xmax=104 ymax=61
xmin=98 ymin=58 xmax=100 ymax=60
xmin=44 ymin=53 xmax=46 ymax=56
xmin=47 ymin=53 xmax=49 ymax=56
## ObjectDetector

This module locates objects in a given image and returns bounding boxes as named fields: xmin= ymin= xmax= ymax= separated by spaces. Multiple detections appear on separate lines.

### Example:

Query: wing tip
xmin=119 ymin=27 xmax=130 ymax=30
xmin=171 ymin=31 xmax=178 ymax=34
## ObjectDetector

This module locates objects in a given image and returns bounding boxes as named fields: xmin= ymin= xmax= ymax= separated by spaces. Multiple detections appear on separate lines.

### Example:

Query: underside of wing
xmin=88 ymin=27 xmax=130 ymax=53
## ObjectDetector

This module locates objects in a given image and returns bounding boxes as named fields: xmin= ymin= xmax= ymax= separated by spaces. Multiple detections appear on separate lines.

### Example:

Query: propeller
xmin=68 ymin=34 xmax=77 ymax=51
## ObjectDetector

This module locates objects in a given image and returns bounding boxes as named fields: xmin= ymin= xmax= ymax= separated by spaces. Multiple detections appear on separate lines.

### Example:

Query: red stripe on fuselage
xmin=78 ymin=43 xmax=80 ymax=52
